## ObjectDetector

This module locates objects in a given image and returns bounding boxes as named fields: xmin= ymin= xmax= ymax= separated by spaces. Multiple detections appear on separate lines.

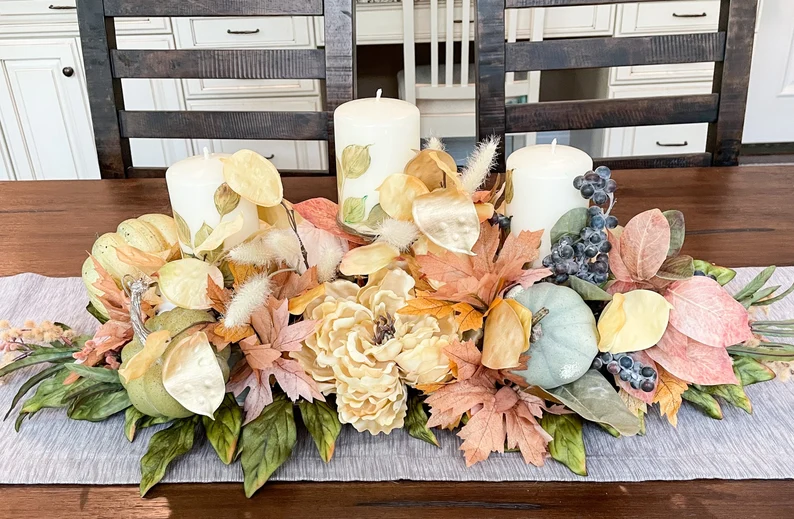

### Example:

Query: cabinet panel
xmin=544 ymin=5 xmax=615 ymax=38
xmin=186 ymin=97 xmax=327 ymax=171
xmin=617 ymin=2 xmax=719 ymax=36
xmin=0 ymin=38 xmax=99 ymax=179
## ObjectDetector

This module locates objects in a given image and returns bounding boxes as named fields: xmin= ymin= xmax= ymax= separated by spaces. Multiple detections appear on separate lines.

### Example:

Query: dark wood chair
xmin=475 ymin=0 xmax=757 ymax=170
xmin=77 ymin=0 xmax=356 ymax=179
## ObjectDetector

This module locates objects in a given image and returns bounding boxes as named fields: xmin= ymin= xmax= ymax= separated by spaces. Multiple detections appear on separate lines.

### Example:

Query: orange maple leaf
xmin=452 ymin=302 xmax=484 ymax=333
xmin=397 ymin=298 xmax=455 ymax=319
xmin=653 ymin=366 xmax=688 ymax=427
xmin=206 ymin=274 xmax=231 ymax=314
xmin=271 ymin=267 xmax=319 ymax=301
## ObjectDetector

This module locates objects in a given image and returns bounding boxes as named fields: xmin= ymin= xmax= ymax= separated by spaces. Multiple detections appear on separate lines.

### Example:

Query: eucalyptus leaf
xmin=298 ymin=399 xmax=343 ymax=462
xmin=342 ymin=196 xmax=367 ymax=224
xmin=692 ymin=260 xmax=736 ymax=286
xmin=727 ymin=344 xmax=794 ymax=362
xmin=203 ymin=393 xmax=243 ymax=465
xmin=732 ymin=356 xmax=775 ymax=386
xmin=86 ymin=302 xmax=110 ymax=324
xmin=662 ymin=210 xmax=685 ymax=257
xmin=363 ymin=203 xmax=389 ymax=229
xmin=404 ymin=394 xmax=439 ymax=448
xmin=241 ymin=394 xmax=297 ymax=498
xmin=682 ymin=387 xmax=723 ymax=420
xmin=173 ymin=210 xmax=191 ymax=247
xmin=751 ymin=283 xmax=794 ymax=306
xmin=550 ymin=207 xmax=588 ymax=245
xmin=125 ymin=406 xmax=146 ymax=442
xmin=568 ymin=276 xmax=612 ymax=301
xmin=4 ymin=364 xmax=64 ymax=420
xmin=655 ymin=255 xmax=694 ymax=281
xmin=214 ymin=183 xmax=241 ymax=218
xmin=140 ymin=416 xmax=199 ymax=496
xmin=700 ymin=383 xmax=752 ymax=414
xmin=545 ymin=370 xmax=640 ymax=436
xmin=63 ymin=363 xmax=120 ymax=384
xmin=540 ymin=413 xmax=587 ymax=476
xmin=0 ymin=348 xmax=79 ymax=378
xmin=733 ymin=265 xmax=776 ymax=302
xmin=340 ymin=144 xmax=372 ymax=179
xmin=68 ymin=389 xmax=131 ymax=422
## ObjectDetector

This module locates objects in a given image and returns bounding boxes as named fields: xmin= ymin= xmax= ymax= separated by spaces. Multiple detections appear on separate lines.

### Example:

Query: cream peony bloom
xmin=291 ymin=268 xmax=457 ymax=435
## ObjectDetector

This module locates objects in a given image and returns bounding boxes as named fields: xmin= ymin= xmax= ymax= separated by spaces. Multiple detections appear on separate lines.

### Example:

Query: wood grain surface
xmin=1 ymin=166 xmax=793 ymax=517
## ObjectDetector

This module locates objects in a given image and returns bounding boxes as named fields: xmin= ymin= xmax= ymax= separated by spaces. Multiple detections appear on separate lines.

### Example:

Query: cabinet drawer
xmin=182 ymin=78 xmax=320 ymax=100
xmin=617 ymin=1 xmax=720 ymax=36
xmin=610 ymin=62 xmax=715 ymax=86
xmin=544 ymin=5 xmax=615 ymax=38
xmin=0 ymin=1 xmax=170 ymax=35
xmin=185 ymin=97 xmax=327 ymax=171
xmin=174 ymin=17 xmax=315 ymax=49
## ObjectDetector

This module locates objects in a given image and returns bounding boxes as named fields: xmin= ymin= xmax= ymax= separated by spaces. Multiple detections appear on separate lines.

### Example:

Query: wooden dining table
xmin=1 ymin=165 xmax=793 ymax=518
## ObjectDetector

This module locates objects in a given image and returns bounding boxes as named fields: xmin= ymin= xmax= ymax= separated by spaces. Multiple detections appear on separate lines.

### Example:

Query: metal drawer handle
xmin=48 ymin=4 xmax=77 ymax=9
xmin=672 ymin=12 xmax=708 ymax=18
xmin=656 ymin=141 xmax=689 ymax=147
xmin=264 ymin=154 xmax=275 ymax=160
xmin=227 ymin=28 xmax=260 ymax=35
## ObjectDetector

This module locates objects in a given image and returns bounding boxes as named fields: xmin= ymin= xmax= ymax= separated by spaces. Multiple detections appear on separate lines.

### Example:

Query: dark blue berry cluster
xmin=592 ymin=352 xmax=657 ymax=393
xmin=543 ymin=166 xmax=619 ymax=285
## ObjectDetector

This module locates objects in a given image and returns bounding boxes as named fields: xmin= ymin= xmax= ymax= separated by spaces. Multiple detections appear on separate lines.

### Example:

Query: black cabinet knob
xmin=62 ymin=67 xmax=75 ymax=77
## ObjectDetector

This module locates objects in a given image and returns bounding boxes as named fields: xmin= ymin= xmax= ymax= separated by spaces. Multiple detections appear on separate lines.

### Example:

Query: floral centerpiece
xmin=2 ymin=140 xmax=793 ymax=498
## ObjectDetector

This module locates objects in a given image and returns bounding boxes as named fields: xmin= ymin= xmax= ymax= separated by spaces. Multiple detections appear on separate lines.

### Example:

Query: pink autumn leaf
xmin=265 ymin=357 xmax=324 ymax=403
xmin=614 ymin=350 xmax=657 ymax=404
xmin=227 ymin=367 xmax=274 ymax=425
xmin=292 ymin=198 xmax=368 ymax=245
xmin=607 ymin=229 xmax=633 ymax=282
xmin=645 ymin=325 xmax=738 ymax=386
xmin=664 ymin=276 xmax=753 ymax=348
xmin=620 ymin=209 xmax=671 ymax=281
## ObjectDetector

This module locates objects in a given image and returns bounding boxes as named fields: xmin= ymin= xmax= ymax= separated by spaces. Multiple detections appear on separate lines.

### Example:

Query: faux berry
xmin=595 ymin=166 xmax=611 ymax=179
xmin=605 ymin=215 xmax=619 ymax=229
xmin=580 ymin=184 xmax=595 ymax=199
xmin=573 ymin=175 xmax=585 ymax=189
xmin=607 ymin=361 xmax=621 ymax=375
xmin=592 ymin=191 xmax=609 ymax=205
xmin=640 ymin=380 xmax=656 ymax=393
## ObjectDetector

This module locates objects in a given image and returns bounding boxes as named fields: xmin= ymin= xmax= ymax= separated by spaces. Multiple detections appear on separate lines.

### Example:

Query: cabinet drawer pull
xmin=264 ymin=153 xmax=275 ymax=160
xmin=62 ymin=67 xmax=75 ymax=77
xmin=227 ymin=28 xmax=261 ymax=35
xmin=672 ymin=12 xmax=707 ymax=18
xmin=656 ymin=141 xmax=689 ymax=147
xmin=48 ymin=4 xmax=77 ymax=9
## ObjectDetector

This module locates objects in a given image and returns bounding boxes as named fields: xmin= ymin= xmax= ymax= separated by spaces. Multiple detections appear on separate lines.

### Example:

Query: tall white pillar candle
xmin=334 ymin=89 xmax=420 ymax=234
xmin=165 ymin=149 xmax=259 ymax=255
xmin=505 ymin=140 xmax=593 ymax=264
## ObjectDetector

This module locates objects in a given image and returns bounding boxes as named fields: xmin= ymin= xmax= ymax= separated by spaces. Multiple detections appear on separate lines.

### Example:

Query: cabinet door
xmin=0 ymin=38 xmax=99 ymax=179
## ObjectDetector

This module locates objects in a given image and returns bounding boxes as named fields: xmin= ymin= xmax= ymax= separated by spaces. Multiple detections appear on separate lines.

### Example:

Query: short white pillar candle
xmin=505 ymin=140 xmax=593 ymax=264
xmin=334 ymin=89 xmax=420 ymax=234
xmin=165 ymin=148 xmax=259 ymax=255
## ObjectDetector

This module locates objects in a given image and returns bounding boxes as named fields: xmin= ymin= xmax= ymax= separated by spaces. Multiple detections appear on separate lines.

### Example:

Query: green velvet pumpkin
xmin=120 ymin=308 xmax=230 ymax=419
xmin=506 ymin=283 xmax=598 ymax=389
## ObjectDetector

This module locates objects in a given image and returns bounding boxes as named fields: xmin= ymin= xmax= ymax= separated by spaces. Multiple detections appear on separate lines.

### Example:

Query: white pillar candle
xmin=334 ymin=89 xmax=420 ymax=234
xmin=165 ymin=148 xmax=260 ymax=255
xmin=505 ymin=140 xmax=593 ymax=264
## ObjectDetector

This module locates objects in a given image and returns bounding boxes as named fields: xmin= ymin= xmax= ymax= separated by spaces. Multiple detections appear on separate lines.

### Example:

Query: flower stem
xmin=282 ymin=201 xmax=309 ymax=271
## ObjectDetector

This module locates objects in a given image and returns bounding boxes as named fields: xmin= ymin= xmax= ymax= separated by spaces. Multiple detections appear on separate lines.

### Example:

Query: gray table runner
xmin=1 ymin=268 xmax=793 ymax=485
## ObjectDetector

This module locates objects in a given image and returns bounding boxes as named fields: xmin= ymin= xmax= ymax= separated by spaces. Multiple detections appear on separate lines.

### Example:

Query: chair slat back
xmin=78 ymin=0 xmax=355 ymax=178
xmin=475 ymin=0 xmax=757 ymax=170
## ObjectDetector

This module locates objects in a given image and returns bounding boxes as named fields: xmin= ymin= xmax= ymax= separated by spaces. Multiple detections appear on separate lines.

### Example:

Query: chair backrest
xmin=77 ymin=0 xmax=356 ymax=179
xmin=475 ymin=0 xmax=757 ymax=170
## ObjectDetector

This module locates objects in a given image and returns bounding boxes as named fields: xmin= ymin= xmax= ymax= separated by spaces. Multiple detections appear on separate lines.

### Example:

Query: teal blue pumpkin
xmin=506 ymin=283 xmax=598 ymax=389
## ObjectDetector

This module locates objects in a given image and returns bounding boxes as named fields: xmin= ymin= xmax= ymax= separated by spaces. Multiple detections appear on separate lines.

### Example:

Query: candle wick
xmin=203 ymin=147 xmax=210 ymax=160
xmin=551 ymin=138 xmax=557 ymax=155
xmin=376 ymin=88 xmax=382 ymax=100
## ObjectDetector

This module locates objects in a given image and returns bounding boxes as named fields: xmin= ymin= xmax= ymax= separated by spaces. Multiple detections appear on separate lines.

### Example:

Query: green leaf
xmin=568 ymin=276 xmax=612 ymax=301
xmin=193 ymin=222 xmax=214 ymax=251
xmin=19 ymin=370 xmax=73 ymax=414
xmin=728 ymin=343 xmax=794 ymax=362
xmin=63 ymin=363 xmax=120 ymax=384
xmin=86 ymin=302 xmax=109 ymax=324
xmin=4 ymin=364 xmax=64 ymax=420
xmin=751 ymin=283 xmax=794 ymax=306
xmin=550 ymin=207 xmax=588 ymax=245
xmin=363 ymin=203 xmax=389 ymax=229
xmin=598 ymin=423 xmax=620 ymax=438
xmin=656 ymin=255 xmax=694 ymax=281
xmin=298 ymin=399 xmax=343 ymax=462
xmin=214 ymin=182 xmax=241 ymax=218
xmin=700 ymin=384 xmax=752 ymax=414
xmin=241 ymin=394 xmax=297 ymax=498
xmin=340 ymin=144 xmax=372 ymax=179
xmin=203 ymin=393 xmax=243 ymax=465
xmin=733 ymin=265 xmax=776 ymax=302
xmin=125 ymin=406 xmax=146 ymax=442
xmin=68 ymin=389 xmax=131 ymax=422
xmin=403 ymin=394 xmax=439 ymax=448
xmin=692 ymin=260 xmax=736 ymax=286
xmin=545 ymin=370 xmax=640 ymax=436
xmin=662 ymin=210 xmax=685 ymax=257
xmin=732 ymin=356 xmax=775 ymax=386
xmin=0 ymin=347 xmax=79 ymax=378
xmin=173 ymin=210 xmax=191 ymax=246
xmin=741 ymin=285 xmax=781 ymax=308
xmin=140 ymin=415 xmax=172 ymax=429
xmin=540 ymin=413 xmax=587 ymax=476
xmin=140 ymin=417 xmax=198 ymax=496
xmin=342 ymin=196 xmax=367 ymax=224
xmin=682 ymin=387 xmax=723 ymax=420
xmin=63 ymin=380 xmax=121 ymax=403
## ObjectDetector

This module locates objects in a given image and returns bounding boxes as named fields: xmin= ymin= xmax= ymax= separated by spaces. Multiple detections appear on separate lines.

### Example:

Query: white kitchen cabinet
xmin=0 ymin=38 xmax=100 ymax=179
